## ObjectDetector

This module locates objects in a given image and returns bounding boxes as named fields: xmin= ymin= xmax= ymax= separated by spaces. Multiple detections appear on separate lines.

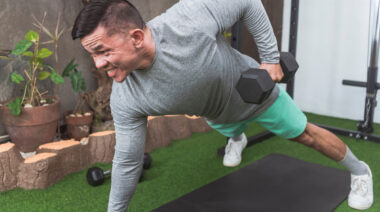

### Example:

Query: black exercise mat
xmin=153 ymin=154 xmax=350 ymax=212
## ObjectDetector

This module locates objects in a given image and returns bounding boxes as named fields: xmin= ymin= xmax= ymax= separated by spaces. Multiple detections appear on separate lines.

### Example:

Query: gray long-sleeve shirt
xmin=108 ymin=0 xmax=280 ymax=211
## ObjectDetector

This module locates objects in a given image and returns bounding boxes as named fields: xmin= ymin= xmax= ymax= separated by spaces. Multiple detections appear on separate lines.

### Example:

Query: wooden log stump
xmin=146 ymin=116 xmax=171 ymax=153
xmin=18 ymin=153 xmax=61 ymax=189
xmin=88 ymin=131 xmax=116 ymax=164
xmin=0 ymin=115 xmax=214 ymax=192
xmin=0 ymin=143 xmax=23 ymax=191
xmin=38 ymin=140 xmax=82 ymax=176
xmin=164 ymin=115 xmax=192 ymax=140
xmin=185 ymin=115 xmax=212 ymax=133
xmin=79 ymin=137 xmax=92 ymax=169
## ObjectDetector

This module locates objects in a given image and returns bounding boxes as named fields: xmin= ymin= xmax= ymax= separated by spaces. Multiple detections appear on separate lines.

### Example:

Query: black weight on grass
xmin=86 ymin=167 xmax=110 ymax=187
xmin=86 ymin=153 xmax=151 ymax=186
xmin=143 ymin=153 xmax=152 ymax=169
xmin=86 ymin=167 xmax=144 ymax=187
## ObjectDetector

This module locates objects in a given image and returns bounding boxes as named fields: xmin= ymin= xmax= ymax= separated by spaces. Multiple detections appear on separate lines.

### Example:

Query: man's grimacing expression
xmin=81 ymin=25 xmax=143 ymax=83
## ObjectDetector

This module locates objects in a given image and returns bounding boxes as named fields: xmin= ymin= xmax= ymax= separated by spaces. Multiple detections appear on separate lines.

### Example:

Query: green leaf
xmin=38 ymin=71 xmax=51 ymax=80
xmin=49 ymin=68 xmax=65 ymax=84
xmin=37 ymin=48 xmax=53 ymax=59
xmin=69 ymin=71 xmax=86 ymax=93
xmin=69 ymin=72 xmax=81 ymax=93
xmin=8 ymin=98 xmax=21 ymax=116
xmin=12 ymin=40 xmax=32 ymax=55
xmin=62 ymin=59 xmax=78 ymax=77
xmin=11 ymin=73 xmax=24 ymax=84
xmin=22 ymin=51 xmax=33 ymax=57
xmin=80 ymin=77 xmax=87 ymax=91
xmin=25 ymin=30 xmax=39 ymax=43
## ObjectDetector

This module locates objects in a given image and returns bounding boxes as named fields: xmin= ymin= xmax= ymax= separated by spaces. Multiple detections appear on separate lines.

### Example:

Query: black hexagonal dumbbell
xmin=236 ymin=52 xmax=299 ymax=104
xmin=86 ymin=167 xmax=145 ymax=187
xmin=143 ymin=153 xmax=152 ymax=169
xmin=86 ymin=167 xmax=112 ymax=187
xmin=86 ymin=153 xmax=152 ymax=187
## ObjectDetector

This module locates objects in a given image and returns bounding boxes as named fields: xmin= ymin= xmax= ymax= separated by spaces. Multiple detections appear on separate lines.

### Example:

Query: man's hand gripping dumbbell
xmin=236 ymin=52 xmax=299 ymax=104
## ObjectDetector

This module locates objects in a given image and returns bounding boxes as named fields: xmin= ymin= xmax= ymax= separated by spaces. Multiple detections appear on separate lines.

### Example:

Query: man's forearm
xmin=108 ymin=150 xmax=144 ymax=212
xmin=242 ymin=0 xmax=279 ymax=63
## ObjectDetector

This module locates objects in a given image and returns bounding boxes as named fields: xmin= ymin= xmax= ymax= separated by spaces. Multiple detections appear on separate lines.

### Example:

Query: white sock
xmin=338 ymin=146 xmax=368 ymax=175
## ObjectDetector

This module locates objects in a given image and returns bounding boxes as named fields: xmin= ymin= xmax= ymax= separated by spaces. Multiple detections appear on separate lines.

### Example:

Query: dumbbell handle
xmin=100 ymin=154 xmax=150 ymax=176
xmin=104 ymin=169 xmax=111 ymax=175
xmin=248 ymin=52 xmax=298 ymax=84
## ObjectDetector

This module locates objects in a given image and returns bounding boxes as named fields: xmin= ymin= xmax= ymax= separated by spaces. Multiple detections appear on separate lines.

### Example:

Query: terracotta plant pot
xmin=65 ymin=111 xmax=93 ymax=140
xmin=0 ymin=98 xmax=60 ymax=153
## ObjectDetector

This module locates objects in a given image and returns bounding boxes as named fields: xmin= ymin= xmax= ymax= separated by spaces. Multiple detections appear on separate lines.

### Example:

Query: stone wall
xmin=0 ymin=115 xmax=211 ymax=191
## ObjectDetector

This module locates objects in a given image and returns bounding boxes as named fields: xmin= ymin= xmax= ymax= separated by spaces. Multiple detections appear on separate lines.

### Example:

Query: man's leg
xmin=292 ymin=123 xmax=373 ymax=210
xmin=205 ymin=120 xmax=249 ymax=167
xmin=252 ymin=86 xmax=373 ymax=210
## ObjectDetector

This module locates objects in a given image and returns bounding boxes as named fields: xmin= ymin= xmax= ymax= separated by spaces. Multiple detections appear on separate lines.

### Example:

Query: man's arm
xmin=186 ymin=0 xmax=282 ymax=80
xmin=108 ymin=103 xmax=147 ymax=212
xmin=197 ymin=0 xmax=280 ymax=63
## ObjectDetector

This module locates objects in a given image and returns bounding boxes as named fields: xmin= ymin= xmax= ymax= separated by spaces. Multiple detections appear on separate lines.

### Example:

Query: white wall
xmin=281 ymin=0 xmax=380 ymax=123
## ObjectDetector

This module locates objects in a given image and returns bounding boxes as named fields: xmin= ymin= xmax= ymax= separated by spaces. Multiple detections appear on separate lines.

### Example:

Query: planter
xmin=0 ymin=98 xmax=60 ymax=153
xmin=65 ymin=111 xmax=93 ymax=141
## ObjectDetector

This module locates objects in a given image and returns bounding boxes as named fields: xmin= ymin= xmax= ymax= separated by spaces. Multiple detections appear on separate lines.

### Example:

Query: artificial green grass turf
xmin=0 ymin=112 xmax=379 ymax=212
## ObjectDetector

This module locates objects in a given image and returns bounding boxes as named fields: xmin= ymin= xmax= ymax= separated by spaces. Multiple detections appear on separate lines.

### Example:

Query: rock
xmin=80 ymin=137 xmax=89 ymax=145
xmin=19 ymin=151 xmax=37 ymax=159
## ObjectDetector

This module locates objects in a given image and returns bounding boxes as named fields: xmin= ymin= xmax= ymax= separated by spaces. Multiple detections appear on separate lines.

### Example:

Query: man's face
xmin=81 ymin=25 xmax=138 ymax=82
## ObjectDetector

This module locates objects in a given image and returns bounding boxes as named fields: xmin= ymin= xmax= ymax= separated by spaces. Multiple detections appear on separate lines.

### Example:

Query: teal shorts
xmin=207 ymin=87 xmax=307 ymax=139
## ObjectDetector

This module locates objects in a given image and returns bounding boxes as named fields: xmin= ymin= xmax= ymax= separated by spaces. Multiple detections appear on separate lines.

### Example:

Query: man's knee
xmin=291 ymin=123 xmax=317 ymax=148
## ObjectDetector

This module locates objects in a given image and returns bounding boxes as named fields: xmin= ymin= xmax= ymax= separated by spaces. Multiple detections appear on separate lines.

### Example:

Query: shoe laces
xmin=225 ymin=141 xmax=239 ymax=157
xmin=225 ymin=141 xmax=233 ymax=155
xmin=352 ymin=176 xmax=368 ymax=196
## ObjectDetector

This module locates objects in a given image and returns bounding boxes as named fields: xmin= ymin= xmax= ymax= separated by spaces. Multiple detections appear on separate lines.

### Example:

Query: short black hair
xmin=72 ymin=0 xmax=145 ymax=40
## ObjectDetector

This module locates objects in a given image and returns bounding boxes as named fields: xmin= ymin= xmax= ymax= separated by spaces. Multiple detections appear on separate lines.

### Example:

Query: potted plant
xmin=62 ymin=59 xmax=93 ymax=140
xmin=0 ymin=13 xmax=65 ymax=153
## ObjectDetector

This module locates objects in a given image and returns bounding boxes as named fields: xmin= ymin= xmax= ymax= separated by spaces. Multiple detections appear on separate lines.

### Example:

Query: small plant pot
xmin=65 ymin=111 xmax=94 ymax=140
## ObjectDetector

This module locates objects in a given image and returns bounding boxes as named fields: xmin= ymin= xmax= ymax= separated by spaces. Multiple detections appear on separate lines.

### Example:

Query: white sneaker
xmin=348 ymin=161 xmax=374 ymax=210
xmin=223 ymin=134 xmax=247 ymax=167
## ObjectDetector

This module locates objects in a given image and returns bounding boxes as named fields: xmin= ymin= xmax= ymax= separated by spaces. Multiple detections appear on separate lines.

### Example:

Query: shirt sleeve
xmin=107 ymin=100 xmax=147 ymax=212
xmin=194 ymin=0 xmax=280 ymax=63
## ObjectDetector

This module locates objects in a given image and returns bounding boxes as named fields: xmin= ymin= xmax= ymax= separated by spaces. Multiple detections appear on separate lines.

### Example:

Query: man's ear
xmin=130 ymin=29 xmax=144 ymax=48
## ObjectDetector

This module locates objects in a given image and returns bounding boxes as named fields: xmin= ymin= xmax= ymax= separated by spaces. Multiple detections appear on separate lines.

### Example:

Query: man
xmin=72 ymin=0 xmax=373 ymax=211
